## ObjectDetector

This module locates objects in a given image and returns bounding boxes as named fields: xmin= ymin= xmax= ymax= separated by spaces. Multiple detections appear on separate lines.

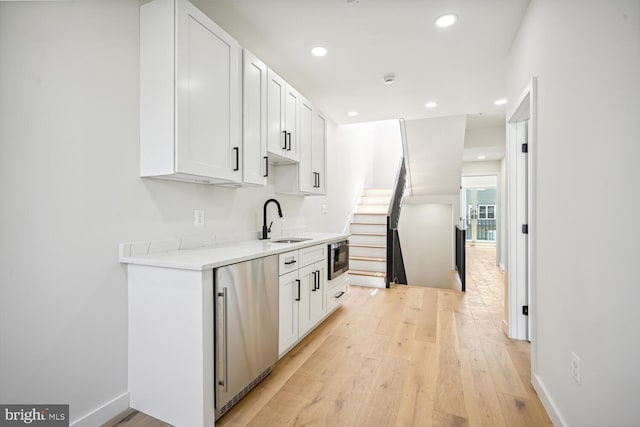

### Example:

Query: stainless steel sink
xmin=269 ymin=237 xmax=312 ymax=243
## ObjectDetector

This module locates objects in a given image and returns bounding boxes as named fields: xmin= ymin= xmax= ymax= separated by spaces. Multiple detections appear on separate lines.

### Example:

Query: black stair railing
xmin=386 ymin=157 xmax=408 ymax=287
xmin=455 ymin=225 xmax=466 ymax=291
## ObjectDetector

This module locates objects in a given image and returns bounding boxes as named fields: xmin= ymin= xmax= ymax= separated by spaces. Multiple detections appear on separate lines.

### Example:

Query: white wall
xmin=398 ymin=204 xmax=454 ymax=289
xmin=335 ymin=119 xmax=402 ymax=190
xmin=0 ymin=2 xmax=361 ymax=424
xmin=507 ymin=1 xmax=640 ymax=425
xmin=464 ymin=126 xmax=504 ymax=148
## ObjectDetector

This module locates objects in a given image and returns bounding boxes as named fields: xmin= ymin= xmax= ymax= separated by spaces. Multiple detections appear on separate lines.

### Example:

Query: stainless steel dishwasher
xmin=214 ymin=255 xmax=279 ymax=420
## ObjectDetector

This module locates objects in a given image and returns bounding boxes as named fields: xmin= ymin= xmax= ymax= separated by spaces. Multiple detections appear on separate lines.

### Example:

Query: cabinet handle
xmin=233 ymin=147 xmax=239 ymax=171
xmin=264 ymin=156 xmax=269 ymax=177
xmin=282 ymin=130 xmax=287 ymax=150
xmin=295 ymin=279 xmax=301 ymax=301
xmin=311 ymin=271 xmax=317 ymax=291
xmin=284 ymin=259 xmax=297 ymax=265
xmin=334 ymin=291 xmax=345 ymax=299
xmin=218 ymin=288 xmax=228 ymax=392
xmin=286 ymin=132 xmax=292 ymax=151
xmin=316 ymin=269 xmax=321 ymax=290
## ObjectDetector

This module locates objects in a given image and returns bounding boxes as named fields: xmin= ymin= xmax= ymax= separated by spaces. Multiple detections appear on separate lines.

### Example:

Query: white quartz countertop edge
xmin=119 ymin=232 xmax=350 ymax=271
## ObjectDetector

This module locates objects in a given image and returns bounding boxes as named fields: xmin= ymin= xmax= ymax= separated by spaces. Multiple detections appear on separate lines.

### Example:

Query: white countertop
xmin=119 ymin=232 xmax=350 ymax=271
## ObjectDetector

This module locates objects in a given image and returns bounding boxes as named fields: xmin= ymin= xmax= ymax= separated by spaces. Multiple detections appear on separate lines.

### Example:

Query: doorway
xmin=461 ymin=180 xmax=498 ymax=246
xmin=507 ymin=78 xmax=536 ymax=347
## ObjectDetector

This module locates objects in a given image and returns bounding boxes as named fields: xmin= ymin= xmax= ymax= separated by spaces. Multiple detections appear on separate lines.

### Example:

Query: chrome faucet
xmin=262 ymin=198 xmax=283 ymax=240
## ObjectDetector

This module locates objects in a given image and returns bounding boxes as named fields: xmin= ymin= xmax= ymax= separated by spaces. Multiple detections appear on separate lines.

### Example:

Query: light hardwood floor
xmin=105 ymin=246 xmax=551 ymax=427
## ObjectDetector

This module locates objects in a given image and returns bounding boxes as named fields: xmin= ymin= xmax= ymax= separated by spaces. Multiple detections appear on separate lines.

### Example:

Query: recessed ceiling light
xmin=435 ymin=14 xmax=457 ymax=28
xmin=494 ymin=98 xmax=507 ymax=106
xmin=348 ymin=111 xmax=359 ymax=117
xmin=425 ymin=101 xmax=438 ymax=108
xmin=477 ymin=155 xmax=487 ymax=160
xmin=311 ymin=46 xmax=327 ymax=57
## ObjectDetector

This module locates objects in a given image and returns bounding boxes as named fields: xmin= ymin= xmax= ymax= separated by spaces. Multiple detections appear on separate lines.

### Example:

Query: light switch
xmin=321 ymin=204 xmax=328 ymax=214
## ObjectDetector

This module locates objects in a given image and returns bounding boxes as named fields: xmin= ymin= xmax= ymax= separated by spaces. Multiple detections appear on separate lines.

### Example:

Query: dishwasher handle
xmin=218 ymin=288 xmax=228 ymax=392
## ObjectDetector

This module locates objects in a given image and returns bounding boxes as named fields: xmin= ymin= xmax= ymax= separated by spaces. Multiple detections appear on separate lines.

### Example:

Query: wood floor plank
xmin=395 ymin=340 xmax=438 ymax=427
xmin=354 ymin=355 xmax=408 ymax=427
xmin=415 ymin=289 xmax=439 ymax=343
xmin=432 ymin=409 xmax=469 ymax=427
xmin=496 ymin=392 xmax=554 ymax=427
xmin=433 ymin=313 xmax=467 ymax=419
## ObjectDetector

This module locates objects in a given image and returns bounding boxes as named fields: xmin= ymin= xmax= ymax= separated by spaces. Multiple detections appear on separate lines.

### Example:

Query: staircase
xmin=348 ymin=188 xmax=392 ymax=288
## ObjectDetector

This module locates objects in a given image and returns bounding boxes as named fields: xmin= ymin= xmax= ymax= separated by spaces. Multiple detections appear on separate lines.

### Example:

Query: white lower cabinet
xmin=298 ymin=261 xmax=326 ymax=337
xmin=278 ymin=270 xmax=299 ymax=354
xmin=278 ymin=244 xmax=327 ymax=357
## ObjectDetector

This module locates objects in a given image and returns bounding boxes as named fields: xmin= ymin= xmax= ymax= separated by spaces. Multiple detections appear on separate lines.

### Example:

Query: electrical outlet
xmin=194 ymin=210 xmax=205 ymax=227
xmin=322 ymin=204 xmax=328 ymax=214
xmin=571 ymin=351 xmax=581 ymax=384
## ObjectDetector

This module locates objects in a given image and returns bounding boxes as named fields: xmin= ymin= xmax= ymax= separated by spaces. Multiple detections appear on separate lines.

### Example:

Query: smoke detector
xmin=383 ymin=73 xmax=396 ymax=85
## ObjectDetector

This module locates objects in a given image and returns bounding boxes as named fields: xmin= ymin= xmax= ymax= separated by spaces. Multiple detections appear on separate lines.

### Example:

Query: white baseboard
xmin=70 ymin=392 xmax=129 ymax=427
xmin=499 ymin=262 xmax=506 ymax=271
xmin=532 ymin=373 xmax=566 ymax=427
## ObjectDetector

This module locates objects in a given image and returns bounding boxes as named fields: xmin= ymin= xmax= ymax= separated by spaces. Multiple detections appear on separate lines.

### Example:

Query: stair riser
xmin=350 ymin=223 xmax=386 ymax=234
xmin=363 ymin=189 xmax=393 ymax=197
xmin=349 ymin=246 xmax=387 ymax=258
xmin=349 ymin=234 xmax=387 ymax=246
xmin=359 ymin=196 xmax=391 ymax=205
xmin=356 ymin=205 xmax=388 ymax=214
xmin=349 ymin=259 xmax=386 ymax=272
xmin=349 ymin=274 xmax=386 ymax=288
xmin=353 ymin=214 xmax=387 ymax=224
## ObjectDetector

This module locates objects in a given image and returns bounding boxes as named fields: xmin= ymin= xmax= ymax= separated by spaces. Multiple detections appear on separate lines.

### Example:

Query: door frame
xmin=506 ymin=77 xmax=537 ymax=359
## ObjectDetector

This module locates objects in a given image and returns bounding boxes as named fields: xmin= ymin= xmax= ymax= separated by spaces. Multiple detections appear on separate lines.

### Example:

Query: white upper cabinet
xmin=297 ymin=96 xmax=315 ymax=193
xmin=242 ymin=50 xmax=268 ymax=186
xmin=140 ymin=0 xmax=242 ymax=184
xmin=267 ymin=69 xmax=300 ymax=163
xmin=274 ymin=105 xmax=327 ymax=196
xmin=311 ymin=110 xmax=327 ymax=194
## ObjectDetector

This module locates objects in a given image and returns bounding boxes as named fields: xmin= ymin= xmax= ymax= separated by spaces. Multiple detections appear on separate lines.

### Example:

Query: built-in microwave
xmin=328 ymin=240 xmax=349 ymax=280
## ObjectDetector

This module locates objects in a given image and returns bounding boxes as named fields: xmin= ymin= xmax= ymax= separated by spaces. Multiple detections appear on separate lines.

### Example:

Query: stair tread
xmin=350 ymin=256 xmax=386 ymax=262
xmin=349 ymin=269 xmax=386 ymax=278
xmin=350 ymin=232 xmax=386 ymax=236
xmin=353 ymin=213 xmax=388 ymax=215
xmin=351 ymin=222 xmax=387 ymax=226
xmin=348 ymin=243 xmax=386 ymax=249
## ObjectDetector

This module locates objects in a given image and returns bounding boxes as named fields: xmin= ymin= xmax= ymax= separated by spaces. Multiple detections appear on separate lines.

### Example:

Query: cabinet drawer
xmin=279 ymin=250 xmax=299 ymax=275
xmin=326 ymin=275 xmax=349 ymax=313
xmin=298 ymin=244 xmax=327 ymax=267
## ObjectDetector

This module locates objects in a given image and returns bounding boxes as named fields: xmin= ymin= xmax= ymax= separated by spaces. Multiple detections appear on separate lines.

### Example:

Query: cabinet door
xmin=312 ymin=111 xmax=327 ymax=194
xmin=242 ymin=50 xmax=267 ymax=186
xmin=175 ymin=0 xmax=241 ymax=181
xmin=278 ymin=270 xmax=299 ymax=356
xmin=310 ymin=261 xmax=327 ymax=325
xmin=267 ymin=69 xmax=286 ymax=158
xmin=284 ymin=85 xmax=300 ymax=161
xmin=298 ymin=97 xmax=314 ymax=193
xmin=297 ymin=264 xmax=315 ymax=337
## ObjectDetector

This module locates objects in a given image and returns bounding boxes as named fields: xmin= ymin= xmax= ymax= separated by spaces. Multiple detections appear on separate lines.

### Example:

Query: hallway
xmin=108 ymin=246 xmax=551 ymax=427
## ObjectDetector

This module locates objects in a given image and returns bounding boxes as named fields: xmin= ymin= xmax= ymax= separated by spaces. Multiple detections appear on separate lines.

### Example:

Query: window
xmin=477 ymin=204 xmax=496 ymax=219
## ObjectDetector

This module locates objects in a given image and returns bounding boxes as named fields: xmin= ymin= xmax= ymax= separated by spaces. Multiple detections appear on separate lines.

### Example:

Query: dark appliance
xmin=328 ymin=240 xmax=349 ymax=280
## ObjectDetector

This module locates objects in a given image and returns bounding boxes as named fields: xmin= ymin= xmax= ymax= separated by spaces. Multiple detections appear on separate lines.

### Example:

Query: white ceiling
xmin=193 ymin=0 xmax=530 ymax=127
